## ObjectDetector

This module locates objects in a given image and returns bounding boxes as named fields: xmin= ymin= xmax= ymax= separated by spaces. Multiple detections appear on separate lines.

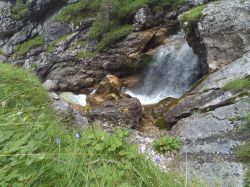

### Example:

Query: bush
xmin=15 ymin=36 xmax=45 ymax=56
xmin=153 ymin=136 xmax=182 ymax=153
xmin=0 ymin=63 xmax=189 ymax=186
xmin=179 ymin=5 xmax=206 ymax=25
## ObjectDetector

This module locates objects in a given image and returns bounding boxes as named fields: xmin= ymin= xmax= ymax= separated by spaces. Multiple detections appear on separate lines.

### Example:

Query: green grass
xmin=11 ymin=0 xmax=28 ymax=20
xmin=54 ymin=0 xmax=102 ymax=25
xmin=223 ymin=76 xmax=250 ymax=93
xmin=0 ymin=63 xmax=191 ymax=186
xmin=77 ymin=51 xmax=97 ymax=59
xmin=0 ymin=48 xmax=5 ymax=56
xmin=179 ymin=5 xmax=206 ymax=25
xmin=15 ymin=36 xmax=45 ymax=56
xmin=47 ymin=35 xmax=70 ymax=52
xmin=96 ymin=25 xmax=134 ymax=51
xmin=153 ymin=136 xmax=182 ymax=153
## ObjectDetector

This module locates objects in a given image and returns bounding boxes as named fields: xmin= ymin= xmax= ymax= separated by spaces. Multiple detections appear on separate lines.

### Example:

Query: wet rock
xmin=165 ymin=52 xmax=250 ymax=126
xmin=49 ymin=92 xmax=89 ymax=130
xmin=87 ymin=75 xmax=127 ymax=106
xmin=90 ymin=98 xmax=143 ymax=128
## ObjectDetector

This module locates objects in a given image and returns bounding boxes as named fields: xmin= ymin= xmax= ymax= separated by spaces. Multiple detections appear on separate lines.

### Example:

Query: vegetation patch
xmin=11 ymin=0 xmax=28 ymax=20
xmin=96 ymin=25 xmax=134 ymax=51
xmin=153 ymin=136 xmax=182 ymax=153
xmin=15 ymin=36 xmax=45 ymax=56
xmin=0 ymin=63 xmax=190 ymax=186
xmin=54 ymin=0 xmax=101 ymax=25
xmin=47 ymin=35 xmax=70 ymax=52
xmin=179 ymin=4 xmax=206 ymax=25
xmin=223 ymin=76 xmax=250 ymax=93
xmin=0 ymin=48 xmax=5 ymax=56
xmin=77 ymin=51 xmax=97 ymax=59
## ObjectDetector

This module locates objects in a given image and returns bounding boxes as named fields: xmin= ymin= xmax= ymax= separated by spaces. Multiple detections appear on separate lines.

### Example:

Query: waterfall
xmin=124 ymin=32 xmax=202 ymax=105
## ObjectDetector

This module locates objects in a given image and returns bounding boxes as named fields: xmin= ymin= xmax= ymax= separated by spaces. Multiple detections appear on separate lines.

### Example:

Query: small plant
xmin=15 ymin=36 xmax=45 ymax=56
xmin=223 ymin=76 xmax=250 ymax=93
xmin=77 ymin=51 xmax=97 ymax=59
xmin=11 ymin=0 xmax=28 ymax=20
xmin=153 ymin=136 xmax=182 ymax=153
xmin=179 ymin=5 xmax=206 ymax=25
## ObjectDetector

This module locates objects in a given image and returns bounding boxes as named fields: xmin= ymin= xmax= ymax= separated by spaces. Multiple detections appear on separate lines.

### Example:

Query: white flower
xmin=139 ymin=144 xmax=146 ymax=153
xmin=75 ymin=133 xmax=81 ymax=139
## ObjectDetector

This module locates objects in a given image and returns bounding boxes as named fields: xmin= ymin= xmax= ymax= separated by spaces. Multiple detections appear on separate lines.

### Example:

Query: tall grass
xmin=0 ymin=63 xmax=188 ymax=186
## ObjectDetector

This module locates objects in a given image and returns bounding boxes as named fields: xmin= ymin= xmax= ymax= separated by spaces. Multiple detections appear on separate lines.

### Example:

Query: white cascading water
xmin=124 ymin=32 xmax=202 ymax=105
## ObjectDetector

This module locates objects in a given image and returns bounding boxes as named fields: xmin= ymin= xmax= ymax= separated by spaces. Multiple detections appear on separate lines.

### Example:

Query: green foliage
xmin=47 ymin=35 xmax=70 ymax=52
xmin=148 ymin=0 xmax=185 ymax=9
xmin=153 ymin=136 xmax=182 ymax=153
xmin=75 ymin=40 xmax=87 ymax=48
xmin=179 ymin=5 xmax=206 ymax=25
xmin=77 ymin=51 xmax=97 ymax=59
xmin=223 ymin=76 xmax=250 ymax=93
xmin=54 ymin=0 xmax=102 ymax=25
xmin=0 ymin=63 xmax=188 ymax=186
xmin=96 ymin=25 xmax=134 ymax=51
xmin=15 ymin=36 xmax=45 ymax=56
xmin=11 ymin=0 xmax=28 ymax=20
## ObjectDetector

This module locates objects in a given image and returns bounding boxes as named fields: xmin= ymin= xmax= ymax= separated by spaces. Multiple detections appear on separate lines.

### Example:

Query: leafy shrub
xmin=153 ymin=136 xmax=182 ymax=153
xmin=15 ymin=36 xmax=45 ymax=56
xmin=0 ymin=63 xmax=188 ymax=186
xmin=11 ymin=0 xmax=28 ymax=20
xmin=96 ymin=25 xmax=134 ymax=51
xmin=179 ymin=5 xmax=206 ymax=25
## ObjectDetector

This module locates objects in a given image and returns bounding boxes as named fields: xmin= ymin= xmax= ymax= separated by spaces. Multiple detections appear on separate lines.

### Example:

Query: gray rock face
xmin=0 ymin=1 xmax=24 ymax=38
xmin=134 ymin=7 xmax=156 ymax=31
xmin=165 ymin=52 xmax=250 ymax=126
xmin=172 ymin=101 xmax=250 ymax=187
xmin=90 ymin=98 xmax=143 ymax=129
xmin=198 ymin=0 xmax=250 ymax=72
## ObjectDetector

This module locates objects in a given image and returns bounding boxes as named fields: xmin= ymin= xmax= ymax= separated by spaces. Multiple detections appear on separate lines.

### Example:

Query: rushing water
xmin=124 ymin=32 xmax=202 ymax=105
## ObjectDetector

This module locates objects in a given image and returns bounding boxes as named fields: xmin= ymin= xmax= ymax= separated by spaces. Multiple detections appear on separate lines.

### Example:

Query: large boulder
xmin=133 ymin=7 xmax=156 ymax=31
xmin=90 ymin=98 xmax=143 ymax=129
xmin=187 ymin=0 xmax=250 ymax=73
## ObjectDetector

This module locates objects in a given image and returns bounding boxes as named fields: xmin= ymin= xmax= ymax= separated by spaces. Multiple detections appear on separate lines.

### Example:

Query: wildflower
xmin=139 ymin=144 xmax=146 ymax=153
xmin=154 ymin=155 xmax=161 ymax=163
xmin=75 ymin=133 xmax=81 ymax=139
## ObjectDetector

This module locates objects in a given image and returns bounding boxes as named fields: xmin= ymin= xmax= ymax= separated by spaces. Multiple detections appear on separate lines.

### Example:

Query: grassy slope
xmin=0 ymin=63 xmax=190 ymax=186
